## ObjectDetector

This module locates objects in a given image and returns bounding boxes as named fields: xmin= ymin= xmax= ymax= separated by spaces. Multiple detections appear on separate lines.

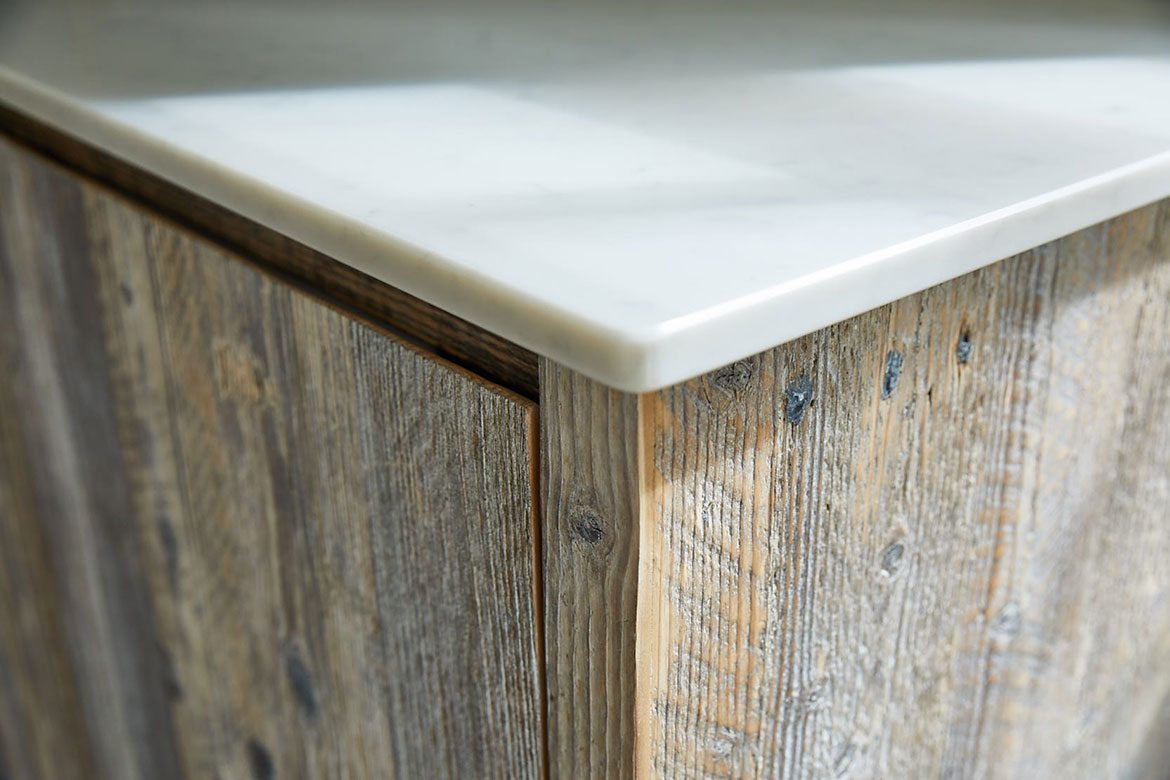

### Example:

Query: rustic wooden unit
xmin=2 ymin=113 xmax=1170 ymax=778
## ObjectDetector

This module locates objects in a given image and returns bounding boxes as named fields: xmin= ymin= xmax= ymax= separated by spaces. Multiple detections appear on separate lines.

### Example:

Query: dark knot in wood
xmin=956 ymin=333 xmax=974 ymax=364
xmin=882 ymin=350 xmax=904 ymax=399
xmin=570 ymin=506 xmax=605 ymax=545
xmin=786 ymin=375 xmax=814 ymax=425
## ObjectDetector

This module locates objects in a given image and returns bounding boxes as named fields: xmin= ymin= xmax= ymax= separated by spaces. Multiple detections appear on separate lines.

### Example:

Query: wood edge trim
xmin=536 ymin=361 xmax=643 ymax=779
xmin=0 ymin=101 xmax=540 ymax=401
xmin=633 ymin=389 xmax=653 ymax=780
xmin=527 ymin=402 xmax=551 ymax=780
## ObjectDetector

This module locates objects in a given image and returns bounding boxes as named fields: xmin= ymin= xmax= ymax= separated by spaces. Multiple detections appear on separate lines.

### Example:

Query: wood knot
xmin=992 ymin=601 xmax=1021 ymax=638
xmin=283 ymin=648 xmax=319 ymax=719
xmin=246 ymin=738 xmax=275 ymax=780
xmin=879 ymin=541 xmax=905 ymax=576
xmin=709 ymin=358 xmax=758 ymax=398
xmin=956 ymin=332 xmax=974 ymax=364
xmin=569 ymin=505 xmax=605 ymax=545
xmin=881 ymin=350 xmax=903 ymax=399
xmin=785 ymin=375 xmax=814 ymax=425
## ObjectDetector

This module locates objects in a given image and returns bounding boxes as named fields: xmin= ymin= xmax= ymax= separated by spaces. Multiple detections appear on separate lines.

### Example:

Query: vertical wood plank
xmin=540 ymin=362 xmax=641 ymax=779
xmin=634 ymin=201 xmax=1170 ymax=778
xmin=0 ymin=137 xmax=182 ymax=780
xmin=0 ymin=136 xmax=544 ymax=779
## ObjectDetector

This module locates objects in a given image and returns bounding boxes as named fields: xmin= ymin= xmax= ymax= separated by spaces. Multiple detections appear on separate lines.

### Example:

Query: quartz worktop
xmin=3 ymin=0 xmax=1169 ymax=391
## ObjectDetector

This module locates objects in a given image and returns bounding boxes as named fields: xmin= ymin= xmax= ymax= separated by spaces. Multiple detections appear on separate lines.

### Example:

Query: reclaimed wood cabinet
xmin=4 ymin=113 xmax=1170 ymax=780
xmin=540 ymin=203 xmax=1170 ymax=779
xmin=3 ymin=1 xmax=1170 ymax=771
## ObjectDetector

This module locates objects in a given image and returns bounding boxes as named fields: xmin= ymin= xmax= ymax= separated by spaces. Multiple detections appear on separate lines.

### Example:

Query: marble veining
xmin=2 ymin=0 xmax=1169 ymax=390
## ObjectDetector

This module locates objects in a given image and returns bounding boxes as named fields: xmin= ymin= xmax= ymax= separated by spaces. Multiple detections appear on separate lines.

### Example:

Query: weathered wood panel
xmin=0 ymin=136 xmax=543 ymax=779
xmin=634 ymin=201 xmax=1170 ymax=778
xmin=540 ymin=363 xmax=641 ymax=779
xmin=0 ymin=134 xmax=184 ymax=780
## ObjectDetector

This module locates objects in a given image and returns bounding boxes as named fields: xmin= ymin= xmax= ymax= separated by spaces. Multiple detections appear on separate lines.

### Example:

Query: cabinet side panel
xmin=637 ymin=202 xmax=1170 ymax=778
xmin=0 ymin=136 xmax=543 ymax=779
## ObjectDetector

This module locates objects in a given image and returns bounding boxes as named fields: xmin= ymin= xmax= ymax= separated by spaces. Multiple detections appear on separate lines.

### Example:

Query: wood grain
xmin=0 ymin=136 xmax=543 ymax=779
xmin=634 ymin=200 xmax=1170 ymax=778
xmin=0 ymin=102 xmax=539 ymax=399
xmin=0 ymin=134 xmax=184 ymax=780
xmin=540 ymin=363 xmax=641 ymax=779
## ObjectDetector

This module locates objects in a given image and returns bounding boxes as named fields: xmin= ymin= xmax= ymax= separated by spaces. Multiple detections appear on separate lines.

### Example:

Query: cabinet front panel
xmin=0 ymin=137 xmax=542 ymax=780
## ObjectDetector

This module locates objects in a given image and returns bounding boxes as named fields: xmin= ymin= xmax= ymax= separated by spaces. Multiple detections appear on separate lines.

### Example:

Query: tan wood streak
xmin=633 ymin=200 xmax=1170 ymax=778
xmin=0 ymin=136 xmax=544 ymax=779
xmin=540 ymin=362 xmax=642 ymax=779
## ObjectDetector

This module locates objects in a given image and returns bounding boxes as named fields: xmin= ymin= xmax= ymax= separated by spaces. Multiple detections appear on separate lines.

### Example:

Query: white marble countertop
xmin=3 ymin=0 xmax=1170 ymax=391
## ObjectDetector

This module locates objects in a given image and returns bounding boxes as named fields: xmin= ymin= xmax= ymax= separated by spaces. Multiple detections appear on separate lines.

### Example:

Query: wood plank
xmin=633 ymin=200 xmax=1170 ymax=778
xmin=540 ymin=363 xmax=641 ymax=779
xmin=0 ymin=104 xmax=539 ymax=399
xmin=539 ymin=199 xmax=1170 ymax=777
xmin=0 ymin=136 xmax=544 ymax=779
xmin=0 ymin=134 xmax=183 ymax=780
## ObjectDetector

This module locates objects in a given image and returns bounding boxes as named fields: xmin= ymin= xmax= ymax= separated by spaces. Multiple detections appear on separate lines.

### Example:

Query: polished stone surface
xmin=3 ymin=0 xmax=1169 ymax=390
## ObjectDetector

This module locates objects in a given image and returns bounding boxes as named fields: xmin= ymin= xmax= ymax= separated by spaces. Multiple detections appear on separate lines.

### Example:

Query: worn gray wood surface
xmin=0 ymin=136 xmax=544 ymax=779
xmin=633 ymin=201 xmax=1170 ymax=778
xmin=540 ymin=363 xmax=641 ymax=779
xmin=539 ymin=201 xmax=1170 ymax=778
xmin=0 ymin=134 xmax=184 ymax=780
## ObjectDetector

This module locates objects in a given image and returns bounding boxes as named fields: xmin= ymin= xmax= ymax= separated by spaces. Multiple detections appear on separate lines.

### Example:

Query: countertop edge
xmin=4 ymin=65 xmax=1169 ymax=392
